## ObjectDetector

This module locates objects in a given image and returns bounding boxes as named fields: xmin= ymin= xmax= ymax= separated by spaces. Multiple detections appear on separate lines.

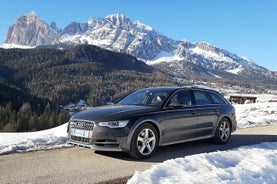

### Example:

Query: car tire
xmin=213 ymin=118 xmax=231 ymax=144
xmin=129 ymin=123 xmax=158 ymax=159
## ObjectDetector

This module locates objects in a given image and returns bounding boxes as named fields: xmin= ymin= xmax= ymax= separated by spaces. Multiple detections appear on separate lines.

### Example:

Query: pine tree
xmin=16 ymin=103 xmax=32 ymax=131
xmin=29 ymin=114 xmax=39 ymax=131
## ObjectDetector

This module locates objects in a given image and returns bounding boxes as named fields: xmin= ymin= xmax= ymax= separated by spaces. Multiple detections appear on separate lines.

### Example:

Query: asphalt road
xmin=1 ymin=126 xmax=277 ymax=184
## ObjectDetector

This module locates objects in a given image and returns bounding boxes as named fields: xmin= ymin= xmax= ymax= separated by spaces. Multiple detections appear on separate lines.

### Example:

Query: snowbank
xmin=0 ymin=123 xmax=71 ymax=155
xmin=128 ymin=142 xmax=277 ymax=184
xmin=234 ymin=102 xmax=277 ymax=128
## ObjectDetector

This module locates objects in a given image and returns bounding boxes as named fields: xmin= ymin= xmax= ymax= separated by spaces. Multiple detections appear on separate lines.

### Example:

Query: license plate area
xmin=71 ymin=128 xmax=92 ymax=138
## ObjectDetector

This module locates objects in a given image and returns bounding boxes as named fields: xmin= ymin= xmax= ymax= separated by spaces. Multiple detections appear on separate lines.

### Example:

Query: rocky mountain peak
xmin=50 ymin=21 xmax=60 ymax=33
xmin=27 ymin=11 xmax=37 ymax=16
xmin=25 ymin=11 xmax=38 ymax=22
xmin=134 ymin=21 xmax=153 ymax=32
xmin=14 ymin=11 xmax=40 ymax=29
xmin=5 ymin=11 xmax=59 ymax=46
xmin=196 ymin=42 xmax=217 ymax=52
xmin=105 ymin=14 xmax=133 ymax=30
xmin=62 ymin=22 xmax=88 ymax=35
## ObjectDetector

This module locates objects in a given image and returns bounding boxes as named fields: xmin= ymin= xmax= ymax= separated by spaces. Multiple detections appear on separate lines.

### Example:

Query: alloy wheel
xmin=137 ymin=128 xmax=156 ymax=155
xmin=219 ymin=120 xmax=230 ymax=142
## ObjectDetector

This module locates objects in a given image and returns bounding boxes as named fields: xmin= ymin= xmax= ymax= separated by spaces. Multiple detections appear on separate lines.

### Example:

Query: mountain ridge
xmin=2 ymin=12 xmax=277 ymax=87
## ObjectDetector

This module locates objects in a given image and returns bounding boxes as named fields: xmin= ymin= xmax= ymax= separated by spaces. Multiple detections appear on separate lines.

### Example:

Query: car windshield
xmin=117 ymin=88 xmax=173 ymax=107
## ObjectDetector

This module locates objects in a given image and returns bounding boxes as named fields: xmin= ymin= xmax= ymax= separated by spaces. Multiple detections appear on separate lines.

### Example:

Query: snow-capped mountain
xmin=147 ymin=40 xmax=277 ymax=85
xmin=4 ymin=12 xmax=176 ymax=60
xmin=148 ymin=41 xmax=267 ymax=73
xmin=3 ymin=12 xmax=277 ymax=84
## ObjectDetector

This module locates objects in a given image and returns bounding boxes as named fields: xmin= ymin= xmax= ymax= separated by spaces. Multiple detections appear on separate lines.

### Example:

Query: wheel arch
xmin=212 ymin=115 xmax=232 ymax=137
xmin=221 ymin=116 xmax=232 ymax=130
xmin=126 ymin=119 xmax=161 ymax=151
xmin=213 ymin=115 xmax=232 ymax=144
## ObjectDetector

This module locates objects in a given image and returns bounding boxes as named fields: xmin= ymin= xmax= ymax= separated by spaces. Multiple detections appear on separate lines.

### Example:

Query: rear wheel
xmin=129 ymin=123 xmax=158 ymax=159
xmin=214 ymin=118 xmax=231 ymax=144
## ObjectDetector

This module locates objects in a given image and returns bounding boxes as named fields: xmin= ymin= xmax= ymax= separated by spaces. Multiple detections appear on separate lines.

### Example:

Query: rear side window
xmin=168 ymin=90 xmax=192 ymax=107
xmin=209 ymin=93 xmax=226 ymax=104
xmin=193 ymin=90 xmax=226 ymax=105
xmin=193 ymin=91 xmax=212 ymax=105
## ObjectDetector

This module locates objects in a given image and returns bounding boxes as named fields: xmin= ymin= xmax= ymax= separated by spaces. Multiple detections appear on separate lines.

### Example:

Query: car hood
xmin=71 ymin=104 xmax=159 ymax=122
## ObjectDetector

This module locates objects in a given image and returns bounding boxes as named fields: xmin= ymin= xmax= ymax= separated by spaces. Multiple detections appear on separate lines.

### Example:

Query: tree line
xmin=0 ymin=102 xmax=69 ymax=132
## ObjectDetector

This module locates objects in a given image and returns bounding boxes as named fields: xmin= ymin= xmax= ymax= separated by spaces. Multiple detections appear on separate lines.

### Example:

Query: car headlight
xmin=98 ymin=120 xmax=129 ymax=128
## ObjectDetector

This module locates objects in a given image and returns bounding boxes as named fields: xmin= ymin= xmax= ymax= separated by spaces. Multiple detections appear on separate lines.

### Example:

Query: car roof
xmin=144 ymin=85 xmax=220 ymax=94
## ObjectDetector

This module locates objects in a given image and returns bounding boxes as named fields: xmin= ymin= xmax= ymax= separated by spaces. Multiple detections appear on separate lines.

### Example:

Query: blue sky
xmin=0 ymin=0 xmax=276 ymax=71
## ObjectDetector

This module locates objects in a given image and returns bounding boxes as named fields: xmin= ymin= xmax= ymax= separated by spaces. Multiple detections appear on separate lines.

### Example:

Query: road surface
xmin=1 ymin=126 xmax=277 ymax=184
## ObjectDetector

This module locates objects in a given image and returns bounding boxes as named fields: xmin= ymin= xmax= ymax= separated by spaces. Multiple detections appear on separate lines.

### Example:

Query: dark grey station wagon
xmin=67 ymin=86 xmax=237 ymax=159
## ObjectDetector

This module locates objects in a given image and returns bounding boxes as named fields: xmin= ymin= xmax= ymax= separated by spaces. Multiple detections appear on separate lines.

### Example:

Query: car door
xmin=192 ymin=90 xmax=220 ymax=137
xmin=162 ymin=90 xmax=198 ymax=144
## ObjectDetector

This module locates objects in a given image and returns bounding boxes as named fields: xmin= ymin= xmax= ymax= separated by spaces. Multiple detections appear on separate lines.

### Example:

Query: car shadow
xmin=95 ymin=133 xmax=277 ymax=162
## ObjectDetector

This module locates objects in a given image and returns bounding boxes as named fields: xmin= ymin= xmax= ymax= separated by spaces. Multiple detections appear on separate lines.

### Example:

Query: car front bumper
xmin=67 ymin=121 xmax=131 ymax=152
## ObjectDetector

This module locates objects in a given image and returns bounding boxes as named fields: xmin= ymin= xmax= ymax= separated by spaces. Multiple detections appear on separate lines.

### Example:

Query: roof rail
xmin=182 ymin=85 xmax=221 ymax=93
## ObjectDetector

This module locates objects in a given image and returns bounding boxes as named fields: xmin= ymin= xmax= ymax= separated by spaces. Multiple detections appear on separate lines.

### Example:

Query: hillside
xmin=0 ymin=82 xmax=49 ymax=113
xmin=0 ymin=45 xmax=175 ymax=106
xmin=0 ymin=45 xmax=175 ymax=132
xmin=0 ymin=82 xmax=70 ymax=132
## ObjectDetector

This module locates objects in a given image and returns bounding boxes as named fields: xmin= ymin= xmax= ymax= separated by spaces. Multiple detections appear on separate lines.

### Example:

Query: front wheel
xmin=213 ymin=118 xmax=231 ymax=144
xmin=129 ymin=123 xmax=158 ymax=159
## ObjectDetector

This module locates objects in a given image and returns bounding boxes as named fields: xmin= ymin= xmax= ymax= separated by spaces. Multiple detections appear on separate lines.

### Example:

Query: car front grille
xmin=70 ymin=120 xmax=94 ymax=130
xmin=69 ymin=120 xmax=94 ymax=143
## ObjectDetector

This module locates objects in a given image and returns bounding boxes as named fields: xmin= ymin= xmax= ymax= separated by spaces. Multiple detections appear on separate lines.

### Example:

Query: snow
xmin=190 ymin=46 xmax=236 ymax=64
xmin=226 ymin=66 xmax=244 ymax=74
xmin=206 ymin=71 xmax=222 ymax=78
xmin=0 ymin=95 xmax=277 ymax=183
xmin=128 ymin=142 xmax=277 ymax=184
xmin=234 ymin=102 xmax=277 ymax=128
xmin=241 ymin=56 xmax=253 ymax=63
xmin=146 ymin=51 xmax=183 ymax=65
xmin=0 ymin=43 xmax=35 ymax=49
xmin=0 ymin=123 xmax=70 ymax=155
xmin=134 ymin=21 xmax=153 ymax=31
